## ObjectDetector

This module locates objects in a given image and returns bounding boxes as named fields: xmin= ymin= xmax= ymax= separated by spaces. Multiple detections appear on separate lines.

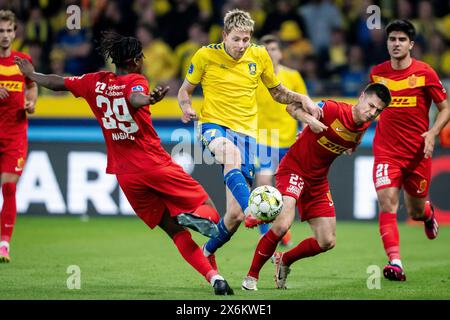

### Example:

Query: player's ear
xmin=409 ymin=40 xmax=414 ymax=51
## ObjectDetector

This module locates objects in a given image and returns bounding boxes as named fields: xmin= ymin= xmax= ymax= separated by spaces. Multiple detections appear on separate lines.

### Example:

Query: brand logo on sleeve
xmin=188 ymin=63 xmax=194 ymax=74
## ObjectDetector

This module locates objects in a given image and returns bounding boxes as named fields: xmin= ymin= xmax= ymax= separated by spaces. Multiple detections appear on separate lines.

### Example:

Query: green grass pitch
xmin=1 ymin=216 xmax=449 ymax=300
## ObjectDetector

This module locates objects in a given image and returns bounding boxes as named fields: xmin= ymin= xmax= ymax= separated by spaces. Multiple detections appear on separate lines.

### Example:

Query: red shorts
xmin=116 ymin=162 xmax=209 ymax=229
xmin=276 ymin=168 xmax=335 ymax=222
xmin=373 ymin=156 xmax=431 ymax=198
xmin=0 ymin=135 xmax=27 ymax=176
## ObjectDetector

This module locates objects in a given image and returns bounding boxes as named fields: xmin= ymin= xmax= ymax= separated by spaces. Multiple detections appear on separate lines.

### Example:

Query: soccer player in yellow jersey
xmin=255 ymin=35 xmax=308 ymax=247
xmin=177 ymin=9 xmax=325 ymax=271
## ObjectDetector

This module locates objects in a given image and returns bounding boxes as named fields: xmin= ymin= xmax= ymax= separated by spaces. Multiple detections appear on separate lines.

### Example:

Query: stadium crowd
xmin=1 ymin=0 xmax=450 ymax=97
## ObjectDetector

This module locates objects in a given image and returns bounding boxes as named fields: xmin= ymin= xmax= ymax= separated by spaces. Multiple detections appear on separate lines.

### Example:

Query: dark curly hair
xmin=98 ymin=31 xmax=143 ymax=68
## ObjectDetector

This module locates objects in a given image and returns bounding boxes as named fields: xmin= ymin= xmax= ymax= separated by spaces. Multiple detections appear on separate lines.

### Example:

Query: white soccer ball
xmin=248 ymin=185 xmax=283 ymax=222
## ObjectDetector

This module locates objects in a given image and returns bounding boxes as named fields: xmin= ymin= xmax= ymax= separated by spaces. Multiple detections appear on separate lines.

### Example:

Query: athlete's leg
xmin=0 ymin=173 xmax=20 ymax=263
xmin=158 ymin=210 xmax=233 ymax=295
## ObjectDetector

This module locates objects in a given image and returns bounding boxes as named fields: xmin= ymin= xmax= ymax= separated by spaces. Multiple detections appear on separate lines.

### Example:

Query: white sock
xmin=0 ymin=241 xmax=10 ymax=249
xmin=210 ymin=274 xmax=225 ymax=286
xmin=391 ymin=259 xmax=403 ymax=269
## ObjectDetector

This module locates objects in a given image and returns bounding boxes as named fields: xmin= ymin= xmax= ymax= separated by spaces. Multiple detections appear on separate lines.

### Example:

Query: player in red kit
xmin=15 ymin=32 xmax=234 ymax=295
xmin=370 ymin=20 xmax=450 ymax=281
xmin=242 ymin=83 xmax=391 ymax=290
xmin=0 ymin=10 xmax=38 ymax=263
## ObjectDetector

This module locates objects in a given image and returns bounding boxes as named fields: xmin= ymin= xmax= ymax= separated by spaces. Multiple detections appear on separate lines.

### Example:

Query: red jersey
xmin=0 ymin=50 xmax=33 ymax=135
xmin=280 ymin=100 xmax=370 ymax=182
xmin=370 ymin=59 xmax=447 ymax=160
xmin=64 ymin=71 xmax=172 ymax=174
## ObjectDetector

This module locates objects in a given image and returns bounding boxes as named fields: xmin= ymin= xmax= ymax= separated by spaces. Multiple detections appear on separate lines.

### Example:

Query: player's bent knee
xmin=318 ymin=237 xmax=336 ymax=251
xmin=271 ymin=223 xmax=289 ymax=238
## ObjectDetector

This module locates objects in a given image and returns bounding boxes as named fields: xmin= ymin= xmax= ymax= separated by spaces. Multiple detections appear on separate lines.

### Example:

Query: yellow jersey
xmin=186 ymin=43 xmax=280 ymax=138
xmin=256 ymin=65 xmax=307 ymax=148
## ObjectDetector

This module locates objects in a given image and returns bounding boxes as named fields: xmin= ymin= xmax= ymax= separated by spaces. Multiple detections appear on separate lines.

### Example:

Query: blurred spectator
xmin=437 ymin=0 xmax=450 ymax=41
xmin=11 ymin=20 xmax=27 ymax=53
xmin=175 ymin=23 xmax=209 ymax=78
xmin=158 ymin=0 xmax=201 ymax=48
xmin=412 ymin=0 xmax=440 ymax=43
xmin=27 ymin=41 xmax=48 ymax=74
xmin=40 ymin=48 xmax=69 ymax=96
xmin=423 ymin=32 xmax=450 ymax=78
xmin=411 ymin=40 xmax=425 ymax=60
xmin=258 ymin=0 xmax=306 ymax=39
xmin=326 ymin=27 xmax=348 ymax=76
xmin=394 ymin=0 xmax=414 ymax=21
xmin=366 ymin=26 xmax=390 ymax=67
xmin=278 ymin=20 xmax=314 ymax=72
xmin=136 ymin=24 xmax=178 ymax=92
xmin=25 ymin=7 xmax=51 ymax=69
xmin=55 ymin=27 xmax=92 ymax=76
xmin=340 ymin=45 xmax=368 ymax=97
xmin=25 ymin=7 xmax=50 ymax=46
xmin=299 ymin=0 xmax=343 ymax=56
xmin=347 ymin=0 xmax=380 ymax=49
xmin=302 ymin=55 xmax=325 ymax=97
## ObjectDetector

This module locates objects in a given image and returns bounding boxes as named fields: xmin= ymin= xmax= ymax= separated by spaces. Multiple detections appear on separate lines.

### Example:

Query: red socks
xmin=1 ymin=183 xmax=17 ymax=243
xmin=194 ymin=204 xmax=220 ymax=224
xmin=248 ymin=229 xmax=281 ymax=279
xmin=379 ymin=212 xmax=400 ymax=261
xmin=282 ymin=237 xmax=323 ymax=266
xmin=172 ymin=230 xmax=217 ymax=283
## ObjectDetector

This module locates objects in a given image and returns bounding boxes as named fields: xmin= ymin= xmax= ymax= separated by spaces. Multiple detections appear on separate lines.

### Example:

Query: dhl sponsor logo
xmin=317 ymin=136 xmax=348 ymax=154
xmin=372 ymin=75 xmax=425 ymax=91
xmin=388 ymin=96 xmax=417 ymax=107
xmin=330 ymin=119 xmax=360 ymax=142
xmin=0 ymin=81 xmax=23 ymax=92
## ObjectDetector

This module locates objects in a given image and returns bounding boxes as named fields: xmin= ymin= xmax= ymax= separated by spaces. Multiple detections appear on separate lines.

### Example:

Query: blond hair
xmin=223 ymin=9 xmax=254 ymax=34
xmin=0 ymin=10 xmax=16 ymax=29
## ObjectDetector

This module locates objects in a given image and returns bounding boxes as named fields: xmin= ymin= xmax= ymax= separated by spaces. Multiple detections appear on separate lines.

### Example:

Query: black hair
xmin=98 ymin=31 xmax=143 ymax=68
xmin=385 ymin=19 xmax=416 ymax=41
xmin=364 ymin=83 xmax=392 ymax=107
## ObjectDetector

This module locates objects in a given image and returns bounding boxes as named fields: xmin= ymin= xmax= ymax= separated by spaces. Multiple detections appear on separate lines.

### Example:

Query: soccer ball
xmin=248 ymin=185 xmax=283 ymax=222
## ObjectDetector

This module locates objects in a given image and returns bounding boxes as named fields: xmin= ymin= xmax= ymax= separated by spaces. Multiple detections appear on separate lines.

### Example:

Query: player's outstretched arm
xmin=422 ymin=99 xmax=450 ymax=159
xmin=286 ymin=103 xmax=327 ymax=133
xmin=177 ymin=78 xmax=198 ymax=123
xmin=268 ymin=84 xmax=323 ymax=119
xmin=15 ymin=56 xmax=66 ymax=91
xmin=129 ymin=86 xmax=169 ymax=108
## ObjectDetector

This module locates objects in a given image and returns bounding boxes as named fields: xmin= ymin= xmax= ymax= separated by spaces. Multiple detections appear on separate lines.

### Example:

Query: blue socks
xmin=205 ymin=219 xmax=232 ymax=254
xmin=258 ymin=223 xmax=270 ymax=235
xmin=224 ymin=168 xmax=250 ymax=214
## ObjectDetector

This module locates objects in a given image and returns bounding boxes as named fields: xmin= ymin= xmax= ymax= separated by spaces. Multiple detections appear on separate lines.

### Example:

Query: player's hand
xmin=0 ymin=87 xmax=9 ymax=100
xmin=305 ymin=115 xmax=328 ymax=134
xmin=181 ymin=106 xmax=198 ymax=123
xmin=14 ymin=56 xmax=35 ymax=77
xmin=24 ymin=99 xmax=36 ymax=114
xmin=304 ymin=99 xmax=323 ymax=120
xmin=343 ymin=148 xmax=353 ymax=156
xmin=244 ymin=214 xmax=264 ymax=228
xmin=149 ymin=86 xmax=169 ymax=104
xmin=421 ymin=130 xmax=436 ymax=159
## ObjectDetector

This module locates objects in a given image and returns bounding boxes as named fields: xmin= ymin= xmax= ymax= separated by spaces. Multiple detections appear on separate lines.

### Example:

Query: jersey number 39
xmin=96 ymin=95 xmax=138 ymax=134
